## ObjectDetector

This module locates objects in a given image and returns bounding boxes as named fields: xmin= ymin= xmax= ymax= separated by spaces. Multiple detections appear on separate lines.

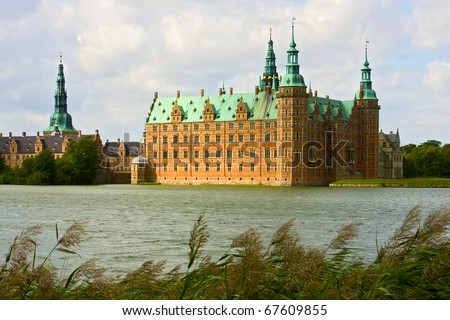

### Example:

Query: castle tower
xmin=44 ymin=55 xmax=78 ymax=136
xmin=259 ymin=27 xmax=279 ymax=90
xmin=354 ymin=41 xmax=380 ymax=178
xmin=277 ymin=20 xmax=308 ymax=185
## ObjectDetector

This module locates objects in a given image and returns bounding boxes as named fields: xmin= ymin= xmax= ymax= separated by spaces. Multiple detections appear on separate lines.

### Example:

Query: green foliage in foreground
xmin=332 ymin=178 xmax=450 ymax=187
xmin=1 ymin=206 xmax=450 ymax=300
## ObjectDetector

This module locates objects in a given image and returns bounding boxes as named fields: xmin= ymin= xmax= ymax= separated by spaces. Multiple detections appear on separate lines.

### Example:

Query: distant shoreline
xmin=330 ymin=178 xmax=450 ymax=188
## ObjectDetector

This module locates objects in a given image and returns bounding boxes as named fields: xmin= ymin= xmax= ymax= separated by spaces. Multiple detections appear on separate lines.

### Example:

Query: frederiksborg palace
xmin=1 ymin=24 xmax=403 ymax=185
xmin=139 ymin=24 xmax=399 ymax=186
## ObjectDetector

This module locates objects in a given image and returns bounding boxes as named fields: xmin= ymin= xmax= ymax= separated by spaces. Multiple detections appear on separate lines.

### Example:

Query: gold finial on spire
xmin=60 ymin=52 xmax=63 ymax=63
xmin=269 ymin=24 xmax=272 ymax=40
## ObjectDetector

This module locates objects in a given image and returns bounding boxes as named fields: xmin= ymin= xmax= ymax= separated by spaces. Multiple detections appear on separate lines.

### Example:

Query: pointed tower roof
xmin=280 ymin=18 xmax=305 ymax=87
xmin=355 ymin=41 xmax=377 ymax=100
xmin=259 ymin=26 xmax=279 ymax=90
xmin=44 ymin=55 xmax=78 ymax=135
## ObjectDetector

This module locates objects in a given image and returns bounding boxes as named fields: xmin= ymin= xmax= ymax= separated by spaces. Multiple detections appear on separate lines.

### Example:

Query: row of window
xmin=153 ymin=132 xmax=279 ymax=144
xmin=152 ymin=148 xmax=290 ymax=160
xmin=161 ymin=162 xmax=279 ymax=172
xmin=153 ymin=121 xmax=277 ymax=132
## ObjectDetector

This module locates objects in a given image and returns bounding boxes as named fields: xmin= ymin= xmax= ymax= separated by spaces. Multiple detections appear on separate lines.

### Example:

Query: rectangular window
xmin=183 ymin=135 xmax=189 ymax=143
xmin=184 ymin=150 xmax=189 ymax=158
xmin=228 ymin=134 xmax=234 ymax=142
xmin=194 ymin=150 xmax=199 ymax=158
xmin=216 ymin=123 xmax=221 ymax=130
xmin=163 ymin=151 xmax=168 ymax=159
xmin=250 ymin=122 xmax=256 ymax=129
xmin=205 ymin=135 xmax=210 ymax=143
xmin=264 ymin=133 xmax=270 ymax=142
xmin=194 ymin=124 xmax=199 ymax=131
xmin=266 ymin=163 xmax=270 ymax=171
xmin=163 ymin=136 xmax=168 ymax=144
xmin=239 ymin=163 xmax=243 ymax=171
xmin=216 ymin=134 xmax=221 ymax=143
xmin=250 ymin=133 xmax=256 ymax=142
xmin=249 ymin=149 xmax=256 ymax=158
xmin=204 ymin=150 xmax=209 ymax=158
xmin=216 ymin=150 xmax=222 ymax=158
xmin=195 ymin=163 xmax=199 ymax=171
xmin=173 ymin=135 xmax=178 ymax=144
xmin=227 ymin=163 xmax=232 ymax=171
xmin=184 ymin=164 xmax=188 ymax=171
xmin=205 ymin=164 xmax=210 ymax=172
xmin=173 ymin=151 xmax=178 ymax=159
xmin=238 ymin=122 xmax=244 ymax=130
xmin=216 ymin=163 xmax=221 ymax=171
xmin=238 ymin=134 xmax=244 ymax=142
xmin=163 ymin=164 xmax=167 ymax=171
xmin=174 ymin=164 xmax=177 ymax=172
xmin=173 ymin=125 xmax=178 ymax=132
xmin=265 ymin=148 xmax=270 ymax=158
xmin=183 ymin=124 xmax=189 ymax=131
xmin=152 ymin=136 xmax=158 ymax=144
xmin=238 ymin=149 xmax=244 ymax=158
xmin=163 ymin=125 xmax=168 ymax=132
xmin=205 ymin=124 xmax=210 ymax=130
xmin=194 ymin=135 xmax=199 ymax=143
xmin=227 ymin=149 xmax=233 ymax=159
xmin=152 ymin=151 xmax=158 ymax=159
xmin=153 ymin=125 xmax=158 ymax=131
xmin=250 ymin=163 xmax=255 ymax=172
xmin=228 ymin=123 xmax=234 ymax=130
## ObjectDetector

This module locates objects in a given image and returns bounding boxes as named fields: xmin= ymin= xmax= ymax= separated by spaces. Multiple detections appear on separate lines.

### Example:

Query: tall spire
xmin=280 ymin=18 xmax=305 ymax=87
xmin=356 ymin=40 xmax=377 ymax=99
xmin=44 ymin=56 xmax=78 ymax=135
xmin=260 ymin=25 xmax=279 ymax=90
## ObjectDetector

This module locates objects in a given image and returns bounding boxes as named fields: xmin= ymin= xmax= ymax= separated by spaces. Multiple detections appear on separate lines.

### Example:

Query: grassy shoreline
xmin=330 ymin=178 xmax=450 ymax=188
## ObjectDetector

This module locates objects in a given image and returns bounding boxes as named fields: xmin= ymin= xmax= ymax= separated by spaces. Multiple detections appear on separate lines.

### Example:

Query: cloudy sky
xmin=1 ymin=0 xmax=449 ymax=145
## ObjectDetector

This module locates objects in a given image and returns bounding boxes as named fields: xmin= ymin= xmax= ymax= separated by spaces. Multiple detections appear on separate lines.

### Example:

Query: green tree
xmin=0 ymin=152 xmax=6 ymax=174
xmin=57 ymin=137 xmax=100 ymax=184
xmin=28 ymin=149 xmax=56 ymax=184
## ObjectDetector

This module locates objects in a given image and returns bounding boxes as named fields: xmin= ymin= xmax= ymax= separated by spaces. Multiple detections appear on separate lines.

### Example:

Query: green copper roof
xmin=307 ymin=96 xmax=354 ymax=122
xmin=147 ymin=91 xmax=278 ymax=124
xmin=279 ymin=22 xmax=306 ymax=87
xmin=355 ymin=42 xmax=377 ymax=100
xmin=44 ymin=57 xmax=77 ymax=133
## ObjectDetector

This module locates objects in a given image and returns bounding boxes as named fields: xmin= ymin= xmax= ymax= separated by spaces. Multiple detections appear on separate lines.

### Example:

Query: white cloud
xmin=0 ymin=0 xmax=449 ymax=145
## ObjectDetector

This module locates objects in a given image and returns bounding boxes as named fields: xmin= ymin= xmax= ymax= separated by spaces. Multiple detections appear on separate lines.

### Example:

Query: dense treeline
xmin=1 ymin=207 xmax=450 ymax=299
xmin=0 ymin=137 xmax=100 ymax=185
xmin=402 ymin=140 xmax=450 ymax=178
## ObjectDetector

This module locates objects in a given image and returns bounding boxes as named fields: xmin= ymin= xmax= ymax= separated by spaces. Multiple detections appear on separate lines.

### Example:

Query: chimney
xmin=117 ymin=138 xmax=120 ymax=144
xmin=265 ymin=85 xmax=271 ymax=95
xmin=229 ymin=87 xmax=233 ymax=96
xmin=153 ymin=91 xmax=158 ymax=100
xmin=255 ymin=86 xmax=259 ymax=95
xmin=314 ymin=90 xmax=318 ymax=97
xmin=36 ymin=131 xmax=40 ymax=137
xmin=200 ymin=89 xmax=204 ymax=97
xmin=22 ymin=132 xmax=26 ymax=137
xmin=219 ymin=88 xmax=222 ymax=96
xmin=9 ymin=132 xmax=12 ymax=138
xmin=176 ymin=90 xmax=180 ymax=99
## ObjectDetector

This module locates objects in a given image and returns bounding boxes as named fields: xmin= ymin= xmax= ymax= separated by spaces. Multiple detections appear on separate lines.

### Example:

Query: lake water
xmin=0 ymin=184 xmax=449 ymax=277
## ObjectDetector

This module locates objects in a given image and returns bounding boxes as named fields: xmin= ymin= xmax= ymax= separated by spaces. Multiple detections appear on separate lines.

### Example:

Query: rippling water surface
xmin=1 ymin=184 xmax=448 ymax=276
